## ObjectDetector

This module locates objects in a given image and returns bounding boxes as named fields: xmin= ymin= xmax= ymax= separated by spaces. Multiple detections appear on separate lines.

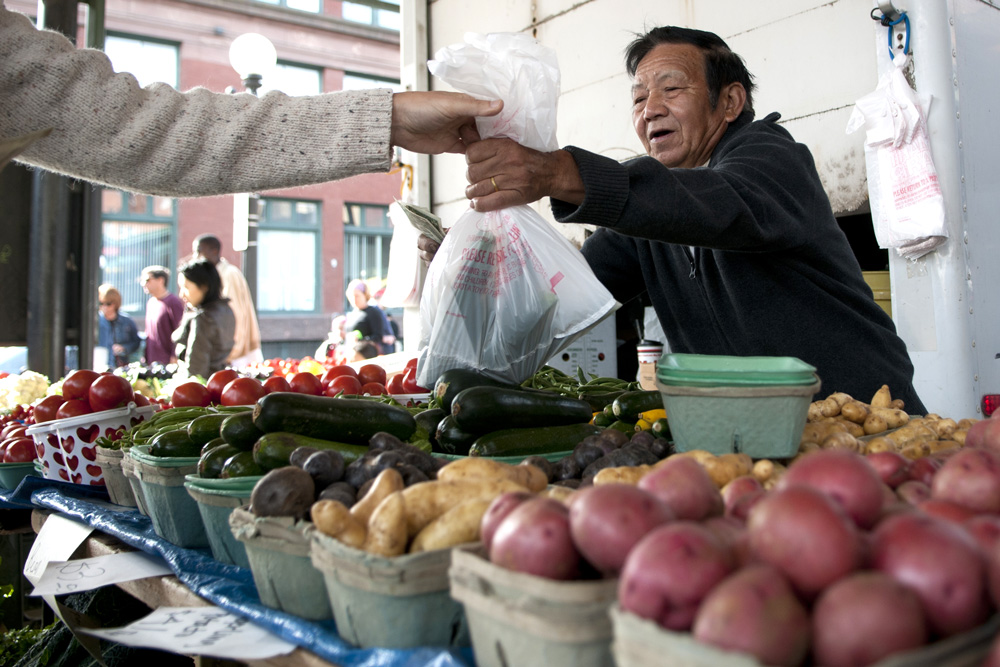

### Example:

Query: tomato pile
xmin=0 ymin=410 xmax=34 ymax=463
xmin=35 ymin=370 xmax=149 ymax=424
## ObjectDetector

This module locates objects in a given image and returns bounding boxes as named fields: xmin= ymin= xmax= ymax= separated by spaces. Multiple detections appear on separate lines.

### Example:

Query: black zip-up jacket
xmin=551 ymin=110 xmax=925 ymax=413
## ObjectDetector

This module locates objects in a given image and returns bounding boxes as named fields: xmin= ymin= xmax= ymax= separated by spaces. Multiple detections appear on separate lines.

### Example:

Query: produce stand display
xmin=2 ymin=357 xmax=1000 ymax=667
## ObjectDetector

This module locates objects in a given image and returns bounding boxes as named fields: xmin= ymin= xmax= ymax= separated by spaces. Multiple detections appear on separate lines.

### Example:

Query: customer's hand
xmin=417 ymin=234 xmax=441 ymax=265
xmin=391 ymin=92 xmax=502 ymax=155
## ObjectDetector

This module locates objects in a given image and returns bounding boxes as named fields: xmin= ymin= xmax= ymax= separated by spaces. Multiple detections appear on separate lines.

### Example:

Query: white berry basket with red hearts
xmin=25 ymin=402 xmax=156 ymax=486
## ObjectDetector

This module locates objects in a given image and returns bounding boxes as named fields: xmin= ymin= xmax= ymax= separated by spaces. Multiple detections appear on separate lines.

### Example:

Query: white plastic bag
xmin=846 ymin=55 xmax=947 ymax=260
xmin=416 ymin=33 xmax=618 ymax=387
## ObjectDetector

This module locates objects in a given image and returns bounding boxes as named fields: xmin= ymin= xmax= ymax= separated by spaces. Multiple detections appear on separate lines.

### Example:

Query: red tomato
xmin=288 ymin=372 xmax=323 ymax=396
xmin=404 ymin=357 xmax=418 ymax=372
xmin=55 ymin=399 xmax=93 ymax=420
xmin=361 ymin=382 xmax=388 ymax=396
xmin=357 ymin=364 xmax=388 ymax=387
xmin=3 ymin=437 xmax=36 ymax=463
xmin=0 ymin=423 xmax=27 ymax=440
xmin=263 ymin=376 xmax=292 ymax=394
xmin=206 ymin=369 xmax=240 ymax=404
xmin=33 ymin=395 xmax=67 ymax=423
xmin=320 ymin=366 xmax=359 ymax=388
xmin=61 ymin=369 xmax=100 ymax=403
xmin=88 ymin=374 xmax=133 ymax=412
xmin=326 ymin=375 xmax=363 ymax=396
xmin=401 ymin=367 xmax=429 ymax=394
xmin=386 ymin=374 xmax=406 ymax=395
xmin=132 ymin=392 xmax=150 ymax=407
xmin=221 ymin=377 xmax=268 ymax=406
xmin=171 ymin=382 xmax=211 ymax=408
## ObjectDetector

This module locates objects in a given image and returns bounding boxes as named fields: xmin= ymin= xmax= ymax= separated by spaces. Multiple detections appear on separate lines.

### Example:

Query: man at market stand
xmin=140 ymin=265 xmax=185 ymax=366
xmin=421 ymin=26 xmax=926 ymax=413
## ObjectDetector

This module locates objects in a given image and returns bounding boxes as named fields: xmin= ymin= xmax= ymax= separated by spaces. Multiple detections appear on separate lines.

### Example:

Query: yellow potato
xmin=828 ymin=392 xmax=855 ymax=408
xmin=951 ymin=428 xmax=968 ymax=446
xmin=437 ymin=457 xmax=548 ymax=493
xmin=400 ymin=478 xmax=529 ymax=538
xmin=889 ymin=399 xmax=906 ymax=411
xmin=801 ymin=421 xmax=847 ymax=445
xmin=350 ymin=467 xmax=404 ymax=525
xmin=834 ymin=418 xmax=866 ymax=438
xmin=363 ymin=491 xmax=408 ymax=557
xmin=900 ymin=442 xmax=933 ymax=460
xmin=928 ymin=418 xmax=958 ymax=440
xmin=870 ymin=384 xmax=892 ymax=409
xmin=701 ymin=453 xmax=753 ymax=488
xmin=870 ymin=407 xmax=909 ymax=429
xmin=798 ymin=441 xmax=822 ymax=455
xmin=539 ymin=485 xmax=577 ymax=504
xmin=863 ymin=412 xmax=889 ymax=436
xmin=958 ymin=418 xmax=979 ymax=430
xmin=752 ymin=459 xmax=776 ymax=483
xmin=821 ymin=431 xmax=861 ymax=452
xmin=864 ymin=436 xmax=898 ymax=454
xmin=409 ymin=498 xmax=493 ymax=553
xmin=311 ymin=499 xmax=367 ymax=549
xmin=593 ymin=465 xmax=652 ymax=486
xmin=839 ymin=401 xmax=870 ymax=425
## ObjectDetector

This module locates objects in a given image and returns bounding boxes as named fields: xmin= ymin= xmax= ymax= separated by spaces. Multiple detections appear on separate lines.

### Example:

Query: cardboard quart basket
xmin=310 ymin=529 xmax=469 ymax=649
xmin=25 ymin=402 xmax=156 ymax=486
xmin=610 ymin=606 xmax=1000 ymax=667
xmin=449 ymin=544 xmax=618 ymax=667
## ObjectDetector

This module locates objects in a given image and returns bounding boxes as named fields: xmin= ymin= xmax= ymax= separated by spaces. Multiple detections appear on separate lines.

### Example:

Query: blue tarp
xmin=0 ymin=476 xmax=474 ymax=667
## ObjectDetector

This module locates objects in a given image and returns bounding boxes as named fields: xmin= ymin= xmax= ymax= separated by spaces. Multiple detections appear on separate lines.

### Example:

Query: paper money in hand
xmin=394 ymin=200 xmax=446 ymax=243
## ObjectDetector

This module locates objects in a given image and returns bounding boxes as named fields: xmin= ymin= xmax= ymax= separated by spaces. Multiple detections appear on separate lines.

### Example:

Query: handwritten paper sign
xmin=30 ymin=551 xmax=173 ymax=597
xmin=81 ymin=607 xmax=297 ymax=660
xmin=23 ymin=514 xmax=95 ymax=585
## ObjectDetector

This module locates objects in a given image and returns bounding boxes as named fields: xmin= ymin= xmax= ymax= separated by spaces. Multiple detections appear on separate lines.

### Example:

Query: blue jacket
xmin=98 ymin=312 xmax=141 ymax=368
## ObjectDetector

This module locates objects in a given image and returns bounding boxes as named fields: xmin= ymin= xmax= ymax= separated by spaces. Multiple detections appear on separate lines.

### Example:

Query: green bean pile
xmin=521 ymin=366 xmax=638 ymax=410
xmin=98 ymin=405 xmax=249 ymax=450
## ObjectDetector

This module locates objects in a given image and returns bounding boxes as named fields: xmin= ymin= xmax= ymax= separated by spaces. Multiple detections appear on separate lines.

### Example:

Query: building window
xmin=252 ymin=0 xmax=321 ymax=13
xmin=342 ymin=72 xmax=402 ymax=93
xmin=100 ymin=192 xmax=176 ymax=316
xmin=258 ymin=198 xmax=322 ymax=313
xmin=343 ymin=203 xmax=391 ymax=311
xmin=343 ymin=0 xmax=400 ymax=31
xmin=258 ymin=62 xmax=323 ymax=97
xmin=104 ymin=34 xmax=179 ymax=88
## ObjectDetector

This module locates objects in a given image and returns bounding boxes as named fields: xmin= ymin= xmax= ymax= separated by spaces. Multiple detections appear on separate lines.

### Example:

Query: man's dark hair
xmin=194 ymin=234 xmax=222 ymax=252
xmin=625 ymin=26 xmax=755 ymax=116
xmin=179 ymin=258 xmax=225 ymax=305
xmin=354 ymin=340 xmax=380 ymax=360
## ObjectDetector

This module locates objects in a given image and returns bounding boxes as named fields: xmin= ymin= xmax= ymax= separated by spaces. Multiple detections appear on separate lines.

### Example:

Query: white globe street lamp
xmin=229 ymin=33 xmax=277 ymax=96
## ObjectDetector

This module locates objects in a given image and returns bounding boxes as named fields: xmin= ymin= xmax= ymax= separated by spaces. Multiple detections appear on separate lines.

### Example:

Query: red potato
xmin=985 ymin=634 xmax=1000 ymax=667
xmin=896 ymin=479 xmax=932 ymax=506
xmin=702 ymin=515 xmax=749 ymax=565
xmin=637 ymin=455 xmax=723 ymax=521
xmin=866 ymin=450 xmax=912 ymax=488
xmin=746 ymin=485 xmax=862 ymax=599
xmin=569 ymin=483 xmax=674 ymax=576
xmin=720 ymin=475 xmax=763 ymax=515
xmin=692 ymin=564 xmax=810 ymax=667
xmin=918 ymin=498 xmax=979 ymax=524
xmin=965 ymin=514 xmax=1000 ymax=556
xmin=908 ymin=456 xmax=944 ymax=486
xmin=871 ymin=512 xmax=990 ymax=638
xmin=966 ymin=416 xmax=1000 ymax=452
xmin=811 ymin=571 xmax=928 ymax=667
xmin=489 ymin=497 xmax=581 ymax=580
xmin=726 ymin=488 xmax=766 ymax=522
xmin=777 ymin=449 xmax=884 ymax=529
xmin=479 ymin=491 xmax=534 ymax=552
xmin=618 ymin=522 xmax=734 ymax=632
xmin=930 ymin=447 xmax=1000 ymax=514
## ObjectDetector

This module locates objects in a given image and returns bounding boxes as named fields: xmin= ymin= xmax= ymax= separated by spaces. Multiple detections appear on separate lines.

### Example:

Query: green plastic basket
xmin=130 ymin=445 xmax=208 ymax=548
xmin=0 ymin=461 xmax=39 ymax=490
xmin=184 ymin=481 xmax=253 ymax=568
xmin=657 ymin=353 xmax=817 ymax=386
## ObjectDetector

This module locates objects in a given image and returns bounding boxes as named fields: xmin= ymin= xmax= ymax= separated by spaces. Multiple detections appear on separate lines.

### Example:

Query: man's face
xmin=631 ymin=43 xmax=733 ymax=168
xmin=196 ymin=242 xmax=219 ymax=265
xmin=141 ymin=274 xmax=163 ymax=297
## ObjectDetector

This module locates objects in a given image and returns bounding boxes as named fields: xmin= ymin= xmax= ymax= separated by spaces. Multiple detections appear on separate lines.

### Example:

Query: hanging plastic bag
xmin=416 ymin=32 xmax=618 ymax=387
xmin=846 ymin=54 xmax=947 ymax=260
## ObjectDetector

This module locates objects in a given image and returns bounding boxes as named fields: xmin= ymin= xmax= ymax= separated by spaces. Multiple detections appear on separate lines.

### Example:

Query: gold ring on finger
xmin=490 ymin=176 xmax=499 ymax=193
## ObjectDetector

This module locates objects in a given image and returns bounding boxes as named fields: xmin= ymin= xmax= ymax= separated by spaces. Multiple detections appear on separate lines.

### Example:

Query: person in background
xmin=343 ymin=279 xmax=390 ymax=355
xmin=349 ymin=339 xmax=380 ymax=362
xmin=1 ymin=4 xmax=502 ymax=198
xmin=194 ymin=234 xmax=262 ymax=368
xmin=172 ymin=259 xmax=236 ymax=379
xmin=315 ymin=314 xmax=348 ymax=361
xmin=372 ymin=286 xmax=401 ymax=353
xmin=97 ymin=284 xmax=140 ymax=368
xmin=140 ymin=265 xmax=185 ymax=366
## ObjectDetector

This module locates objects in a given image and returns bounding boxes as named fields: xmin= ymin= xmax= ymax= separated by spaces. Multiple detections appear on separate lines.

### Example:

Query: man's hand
xmin=417 ymin=233 xmax=441 ymax=265
xmin=462 ymin=134 xmax=585 ymax=212
xmin=390 ymin=92 xmax=502 ymax=155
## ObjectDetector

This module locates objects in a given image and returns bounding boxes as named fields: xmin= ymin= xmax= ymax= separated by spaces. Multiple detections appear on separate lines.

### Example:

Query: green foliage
xmin=0 ymin=623 xmax=53 ymax=665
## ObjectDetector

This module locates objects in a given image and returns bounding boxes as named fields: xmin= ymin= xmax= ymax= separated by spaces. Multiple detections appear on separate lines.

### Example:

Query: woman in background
xmin=97 ymin=284 xmax=140 ymax=368
xmin=172 ymin=259 xmax=235 ymax=379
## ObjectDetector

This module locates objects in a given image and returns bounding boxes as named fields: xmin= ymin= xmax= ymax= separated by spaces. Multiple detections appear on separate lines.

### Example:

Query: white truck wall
xmin=413 ymin=0 xmax=999 ymax=416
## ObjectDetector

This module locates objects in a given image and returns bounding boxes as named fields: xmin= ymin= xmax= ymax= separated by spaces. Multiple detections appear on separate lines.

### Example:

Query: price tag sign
xmin=23 ymin=514 xmax=95 ymax=585
xmin=81 ymin=607 xmax=297 ymax=660
xmin=30 ymin=551 xmax=173 ymax=597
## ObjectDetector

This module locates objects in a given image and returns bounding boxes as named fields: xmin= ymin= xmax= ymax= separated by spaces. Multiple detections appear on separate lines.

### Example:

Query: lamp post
xmin=228 ymin=33 xmax=277 ymax=310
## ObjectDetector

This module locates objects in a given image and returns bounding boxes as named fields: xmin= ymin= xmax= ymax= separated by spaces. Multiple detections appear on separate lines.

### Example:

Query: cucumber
xmin=452 ymin=386 xmax=593 ymax=434
xmin=200 ymin=437 xmax=229 ymax=457
xmin=252 ymin=431 xmax=369 ymax=471
xmin=148 ymin=429 xmax=201 ymax=457
xmin=252 ymin=393 xmax=416 ymax=445
xmin=414 ymin=408 xmax=447 ymax=449
xmin=220 ymin=451 xmax=265 ymax=478
xmin=469 ymin=423 xmax=603 ymax=457
xmin=612 ymin=390 xmax=665 ymax=422
xmin=187 ymin=413 xmax=229 ymax=446
xmin=434 ymin=368 xmax=520 ymax=413
xmin=198 ymin=443 xmax=241 ymax=479
xmin=435 ymin=414 xmax=479 ymax=455
xmin=220 ymin=410 xmax=263 ymax=451
xmin=578 ymin=389 xmax=626 ymax=412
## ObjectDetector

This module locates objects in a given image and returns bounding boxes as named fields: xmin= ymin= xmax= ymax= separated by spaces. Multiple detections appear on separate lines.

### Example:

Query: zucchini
xmin=434 ymin=368 xmax=520 ymax=413
xmin=220 ymin=451 xmax=265 ymax=478
xmin=578 ymin=389 xmax=626 ymax=412
xmin=414 ymin=408 xmax=447 ymax=449
xmin=253 ymin=393 xmax=416 ymax=445
xmin=252 ymin=431 xmax=369 ymax=471
xmin=469 ymin=423 xmax=602 ymax=457
xmin=220 ymin=410 xmax=263 ymax=451
xmin=198 ymin=443 xmax=241 ymax=479
xmin=451 ymin=386 xmax=593 ymax=434
xmin=187 ymin=413 xmax=229 ymax=446
xmin=612 ymin=390 xmax=665 ymax=422
xmin=148 ymin=429 xmax=200 ymax=458
xmin=434 ymin=414 xmax=479 ymax=455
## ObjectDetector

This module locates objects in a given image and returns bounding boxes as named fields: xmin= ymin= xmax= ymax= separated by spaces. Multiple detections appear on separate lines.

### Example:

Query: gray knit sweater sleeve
xmin=0 ymin=5 xmax=394 ymax=197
